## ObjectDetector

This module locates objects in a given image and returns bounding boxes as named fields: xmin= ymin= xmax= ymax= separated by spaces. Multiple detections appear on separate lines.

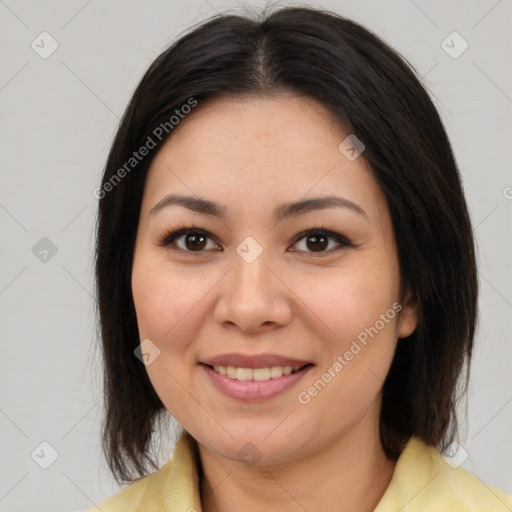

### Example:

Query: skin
xmin=131 ymin=94 xmax=418 ymax=512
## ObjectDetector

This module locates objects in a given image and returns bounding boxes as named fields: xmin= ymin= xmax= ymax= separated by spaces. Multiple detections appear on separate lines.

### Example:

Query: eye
xmin=290 ymin=227 xmax=352 ymax=255
xmin=157 ymin=225 xmax=221 ymax=253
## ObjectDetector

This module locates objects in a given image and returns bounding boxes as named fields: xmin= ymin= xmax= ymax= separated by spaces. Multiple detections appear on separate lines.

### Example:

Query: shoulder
xmin=82 ymin=463 xmax=171 ymax=512
xmin=83 ymin=432 xmax=201 ymax=512
xmin=376 ymin=436 xmax=512 ymax=512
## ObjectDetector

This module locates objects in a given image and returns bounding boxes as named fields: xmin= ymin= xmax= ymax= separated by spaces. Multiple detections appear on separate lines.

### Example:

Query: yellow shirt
xmin=86 ymin=432 xmax=512 ymax=511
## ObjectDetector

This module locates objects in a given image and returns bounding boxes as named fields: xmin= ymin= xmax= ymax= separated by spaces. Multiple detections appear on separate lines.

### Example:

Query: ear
xmin=397 ymin=288 xmax=418 ymax=339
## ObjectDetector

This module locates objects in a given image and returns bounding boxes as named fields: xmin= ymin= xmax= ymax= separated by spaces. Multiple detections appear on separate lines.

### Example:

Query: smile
xmin=201 ymin=360 xmax=314 ymax=402
xmin=211 ymin=365 xmax=304 ymax=381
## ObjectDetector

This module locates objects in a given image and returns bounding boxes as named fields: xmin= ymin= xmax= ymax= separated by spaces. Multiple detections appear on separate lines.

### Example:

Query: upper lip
xmin=202 ymin=353 xmax=312 ymax=369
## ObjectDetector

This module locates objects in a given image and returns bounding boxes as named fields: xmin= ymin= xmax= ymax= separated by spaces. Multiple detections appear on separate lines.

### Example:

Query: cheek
xmin=293 ymin=270 xmax=401 ymax=420
xmin=131 ymin=252 xmax=208 ymax=344
xmin=298 ymin=261 xmax=400 ymax=345
xmin=131 ymin=252 xmax=209 ymax=420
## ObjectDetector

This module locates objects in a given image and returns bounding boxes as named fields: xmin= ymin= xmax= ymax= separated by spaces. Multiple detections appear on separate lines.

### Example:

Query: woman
xmin=87 ymin=6 xmax=512 ymax=511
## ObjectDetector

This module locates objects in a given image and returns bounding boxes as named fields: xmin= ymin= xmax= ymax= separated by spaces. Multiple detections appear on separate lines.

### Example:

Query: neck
xmin=198 ymin=424 xmax=397 ymax=512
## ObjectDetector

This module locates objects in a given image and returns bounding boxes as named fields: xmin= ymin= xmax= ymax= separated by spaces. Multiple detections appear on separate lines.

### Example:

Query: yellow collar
xmin=92 ymin=432 xmax=512 ymax=511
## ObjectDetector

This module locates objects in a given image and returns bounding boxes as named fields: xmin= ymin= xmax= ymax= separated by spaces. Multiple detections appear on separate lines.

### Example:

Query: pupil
xmin=307 ymin=233 xmax=327 ymax=251
xmin=185 ymin=232 xmax=207 ymax=251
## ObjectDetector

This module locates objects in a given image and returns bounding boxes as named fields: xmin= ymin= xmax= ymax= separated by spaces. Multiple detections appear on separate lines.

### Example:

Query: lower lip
xmin=201 ymin=364 xmax=313 ymax=402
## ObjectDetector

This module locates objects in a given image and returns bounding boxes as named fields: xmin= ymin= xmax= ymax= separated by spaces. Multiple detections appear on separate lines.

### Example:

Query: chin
xmin=195 ymin=422 xmax=310 ymax=467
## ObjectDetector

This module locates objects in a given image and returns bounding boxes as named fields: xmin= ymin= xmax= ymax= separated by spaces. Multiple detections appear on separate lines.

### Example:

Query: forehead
xmin=141 ymin=95 xmax=385 ymax=223
xmin=152 ymin=94 xmax=345 ymax=164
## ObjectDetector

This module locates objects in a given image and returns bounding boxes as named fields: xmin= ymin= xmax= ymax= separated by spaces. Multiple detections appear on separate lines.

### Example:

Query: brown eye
xmin=304 ymin=233 xmax=329 ymax=252
xmin=291 ymin=229 xmax=352 ymax=255
xmin=159 ymin=227 xmax=221 ymax=253
xmin=182 ymin=231 xmax=208 ymax=251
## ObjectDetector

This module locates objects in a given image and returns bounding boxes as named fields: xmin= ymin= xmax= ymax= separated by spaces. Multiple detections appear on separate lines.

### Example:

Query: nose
xmin=213 ymin=245 xmax=293 ymax=334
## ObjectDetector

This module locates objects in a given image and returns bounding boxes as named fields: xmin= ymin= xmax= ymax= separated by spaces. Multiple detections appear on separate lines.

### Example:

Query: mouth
xmin=199 ymin=354 xmax=314 ymax=402
xmin=206 ymin=364 xmax=308 ymax=381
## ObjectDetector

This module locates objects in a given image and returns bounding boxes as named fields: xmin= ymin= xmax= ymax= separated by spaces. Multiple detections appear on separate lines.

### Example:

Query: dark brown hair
xmin=94 ymin=5 xmax=478 ymax=484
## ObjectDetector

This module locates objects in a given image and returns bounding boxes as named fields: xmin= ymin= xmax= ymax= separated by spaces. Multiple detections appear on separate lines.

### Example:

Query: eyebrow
xmin=149 ymin=193 xmax=367 ymax=221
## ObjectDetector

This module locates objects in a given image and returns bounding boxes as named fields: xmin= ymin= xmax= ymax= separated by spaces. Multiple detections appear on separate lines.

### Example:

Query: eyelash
xmin=157 ymin=223 xmax=353 ymax=256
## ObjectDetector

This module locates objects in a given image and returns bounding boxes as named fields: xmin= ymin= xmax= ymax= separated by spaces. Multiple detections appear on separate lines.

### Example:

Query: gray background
xmin=1 ymin=0 xmax=511 ymax=511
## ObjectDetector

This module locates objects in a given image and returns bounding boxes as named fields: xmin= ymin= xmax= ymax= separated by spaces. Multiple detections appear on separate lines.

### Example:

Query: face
xmin=131 ymin=94 xmax=417 ymax=466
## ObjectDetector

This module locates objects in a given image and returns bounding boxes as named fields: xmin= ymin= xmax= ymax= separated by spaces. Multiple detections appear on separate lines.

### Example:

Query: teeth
xmin=212 ymin=365 xmax=302 ymax=381
xmin=236 ymin=367 xmax=253 ymax=381
xmin=270 ymin=366 xmax=283 ymax=378
xmin=253 ymin=367 xmax=270 ymax=381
